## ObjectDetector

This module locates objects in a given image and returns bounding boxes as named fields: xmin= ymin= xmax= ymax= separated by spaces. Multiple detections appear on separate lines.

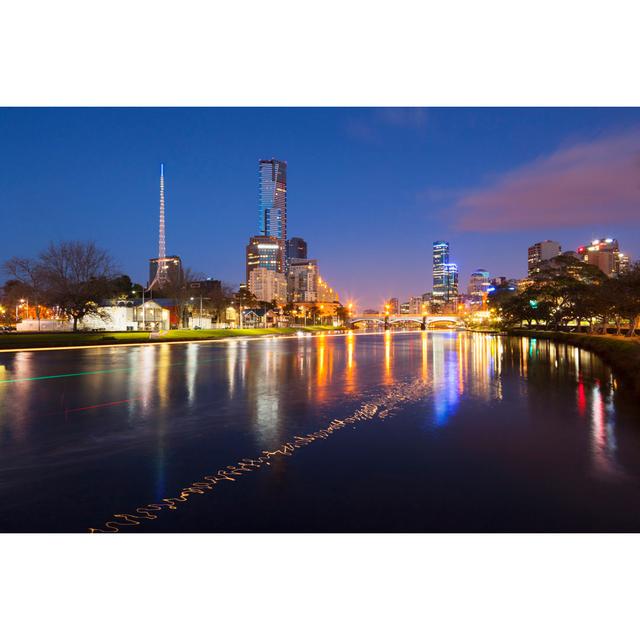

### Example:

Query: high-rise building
xmin=288 ymin=258 xmax=319 ymax=302
xmin=433 ymin=241 xmax=458 ymax=305
xmin=258 ymin=158 xmax=287 ymax=272
xmin=527 ymin=240 xmax=561 ymax=276
xmin=433 ymin=241 xmax=449 ymax=302
xmin=286 ymin=237 xmax=307 ymax=272
xmin=468 ymin=269 xmax=490 ymax=303
xmin=443 ymin=263 xmax=459 ymax=302
xmin=577 ymin=238 xmax=628 ymax=277
xmin=248 ymin=267 xmax=288 ymax=303
xmin=148 ymin=164 xmax=183 ymax=290
xmin=246 ymin=235 xmax=284 ymax=283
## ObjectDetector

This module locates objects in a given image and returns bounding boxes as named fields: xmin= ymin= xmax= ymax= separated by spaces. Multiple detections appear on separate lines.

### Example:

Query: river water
xmin=0 ymin=330 xmax=639 ymax=532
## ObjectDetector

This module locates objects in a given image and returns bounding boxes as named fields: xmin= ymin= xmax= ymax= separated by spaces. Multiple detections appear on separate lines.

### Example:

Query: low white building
xmin=16 ymin=300 xmax=171 ymax=332
xmin=81 ymin=300 xmax=170 ymax=332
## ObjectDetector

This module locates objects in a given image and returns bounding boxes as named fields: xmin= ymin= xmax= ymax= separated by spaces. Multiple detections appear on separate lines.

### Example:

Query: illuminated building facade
xmin=468 ymin=269 xmax=490 ymax=303
xmin=528 ymin=240 xmax=561 ymax=276
xmin=246 ymin=235 xmax=284 ymax=283
xmin=288 ymin=258 xmax=318 ymax=302
xmin=287 ymin=259 xmax=338 ymax=303
xmin=258 ymin=158 xmax=287 ymax=272
xmin=248 ymin=267 xmax=288 ymax=303
xmin=433 ymin=241 xmax=458 ymax=306
xmin=577 ymin=238 xmax=628 ymax=277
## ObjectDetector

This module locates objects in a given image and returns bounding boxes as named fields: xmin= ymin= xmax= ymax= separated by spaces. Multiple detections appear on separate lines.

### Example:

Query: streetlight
xmin=189 ymin=294 xmax=210 ymax=329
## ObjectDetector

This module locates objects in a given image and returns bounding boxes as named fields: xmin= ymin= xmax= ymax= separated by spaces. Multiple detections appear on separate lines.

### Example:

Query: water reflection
xmin=0 ymin=330 xmax=636 ymax=532
xmin=502 ymin=334 xmax=623 ymax=479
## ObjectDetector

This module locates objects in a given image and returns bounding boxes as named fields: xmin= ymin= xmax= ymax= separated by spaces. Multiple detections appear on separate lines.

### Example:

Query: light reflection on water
xmin=0 ymin=330 xmax=637 ymax=532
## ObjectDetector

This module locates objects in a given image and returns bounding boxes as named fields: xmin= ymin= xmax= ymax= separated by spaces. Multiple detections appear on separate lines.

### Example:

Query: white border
xmin=1 ymin=1 xmax=639 ymax=638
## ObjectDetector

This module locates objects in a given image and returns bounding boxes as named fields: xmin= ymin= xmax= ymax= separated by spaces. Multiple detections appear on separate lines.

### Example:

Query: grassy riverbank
xmin=508 ymin=329 xmax=640 ymax=394
xmin=0 ymin=326 xmax=339 ymax=351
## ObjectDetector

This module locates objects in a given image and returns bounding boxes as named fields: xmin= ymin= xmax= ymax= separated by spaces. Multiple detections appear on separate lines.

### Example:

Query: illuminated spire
xmin=158 ymin=163 xmax=166 ymax=260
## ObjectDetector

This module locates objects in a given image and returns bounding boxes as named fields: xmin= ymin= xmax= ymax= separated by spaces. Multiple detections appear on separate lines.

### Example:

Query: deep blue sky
xmin=1 ymin=107 xmax=639 ymax=308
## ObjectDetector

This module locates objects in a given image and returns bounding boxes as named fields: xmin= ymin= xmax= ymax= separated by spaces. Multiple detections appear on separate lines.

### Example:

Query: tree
xmin=3 ymin=257 xmax=46 ymax=329
xmin=614 ymin=262 xmax=640 ymax=336
xmin=235 ymin=287 xmax=258 ymax=309
xmin=161 ymin=267 xmax=203 ymax=329
xmin=38 ymin=241 xmax=116 ymax=331
xmin=110 ymin=274 xmax=137 ymax=300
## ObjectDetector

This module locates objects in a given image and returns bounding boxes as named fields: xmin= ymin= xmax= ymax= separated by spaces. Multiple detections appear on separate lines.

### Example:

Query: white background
xmin=1 ymin=1 xmax=640 ymax=638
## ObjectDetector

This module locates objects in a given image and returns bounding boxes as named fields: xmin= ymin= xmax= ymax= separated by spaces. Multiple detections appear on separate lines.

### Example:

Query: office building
xmin=246 ymin=235 xmax=284 ymax=283
xmin=577 ymin=238 xmax=628 ymax=277
xmin=468 ymin=269 xmax=490 ymax=303
xmin=528 ymin=240 xmax=562 ymax=276
xmin=258 ymin=158 xmax=287 ymax=271
xmin=286 ymin=237 xmax=307 ymax=272
xmin=248 ymin=267 xmax=288 ymax=303
xmin=432 ymin=241 xmax=458 ymax=305
xmin=288 ymin=258 xmax=319 ymax=302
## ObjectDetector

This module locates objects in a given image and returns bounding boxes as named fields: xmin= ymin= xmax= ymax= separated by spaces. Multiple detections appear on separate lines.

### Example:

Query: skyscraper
xmin=246 ymin=235 xmax=284 ymax=283
xmin=258 ymin=159 xmax=287 ymax=272
xmin=432 ymin=241 xmax=449 ymax=302
xmin=288 ymin=258 xmax=319 ymax=302
xmin=468 ymin=269 xmax=490 ymax=302
xmin=528 ymin=240 xmax=561 ymax=276
xmin=433 ymin=241 xmax=458 ymax=306
xmin=148 ymin=164 xmax=183 ymax=290
xmin=286 ymin=237 xmax=307 ymax=272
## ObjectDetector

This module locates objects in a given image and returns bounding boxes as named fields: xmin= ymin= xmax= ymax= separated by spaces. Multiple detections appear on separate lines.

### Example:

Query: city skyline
xmin=1 ymin=108 xmax=640 ymax=307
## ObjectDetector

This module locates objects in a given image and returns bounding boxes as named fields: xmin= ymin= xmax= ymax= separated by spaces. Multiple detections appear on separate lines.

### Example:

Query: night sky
xmin=1 ymin=107 xmax=639 ymax=308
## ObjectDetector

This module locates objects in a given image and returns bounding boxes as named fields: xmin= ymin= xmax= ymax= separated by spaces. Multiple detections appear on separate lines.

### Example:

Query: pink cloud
xmin=453 ymin=129 xmax=640 ymax=231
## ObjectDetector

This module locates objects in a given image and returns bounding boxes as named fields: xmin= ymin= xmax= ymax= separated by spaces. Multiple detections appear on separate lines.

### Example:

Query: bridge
xmin=348 ymin=314 xmax=462 ymax=329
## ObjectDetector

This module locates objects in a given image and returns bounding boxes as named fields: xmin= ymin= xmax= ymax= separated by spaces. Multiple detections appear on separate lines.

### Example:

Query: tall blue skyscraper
xmin=433 ymin=241 xmax=458 ymax=305
xmin=258 ymin=158 xmax=287 ymax=273
xmin=258 ymin=158 xmax=287 ymax=238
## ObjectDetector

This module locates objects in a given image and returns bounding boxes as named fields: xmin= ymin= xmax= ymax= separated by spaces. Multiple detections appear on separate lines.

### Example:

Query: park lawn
xmin=0 ymin=331 xmax=152 ymax=349
xmin=161 ymin=328 xmax=303 ymax=340
xmin=0 ymin=326 xmax=342 ymax=350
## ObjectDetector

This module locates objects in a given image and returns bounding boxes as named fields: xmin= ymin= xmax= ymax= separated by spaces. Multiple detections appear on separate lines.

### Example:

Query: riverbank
xmin=508 ymin=329 xmax=640 ymax=394
xmin=0 ymin=326 xmax=340 ymax=352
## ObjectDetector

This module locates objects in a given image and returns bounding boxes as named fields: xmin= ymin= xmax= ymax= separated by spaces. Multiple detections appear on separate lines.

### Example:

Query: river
xmin=0 ymin=330 xmax=639 ymax=532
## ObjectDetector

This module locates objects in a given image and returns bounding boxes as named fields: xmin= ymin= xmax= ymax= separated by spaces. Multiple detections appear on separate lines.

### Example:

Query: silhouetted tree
xmin=38 ymin=241 xmax=116 ymax=331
